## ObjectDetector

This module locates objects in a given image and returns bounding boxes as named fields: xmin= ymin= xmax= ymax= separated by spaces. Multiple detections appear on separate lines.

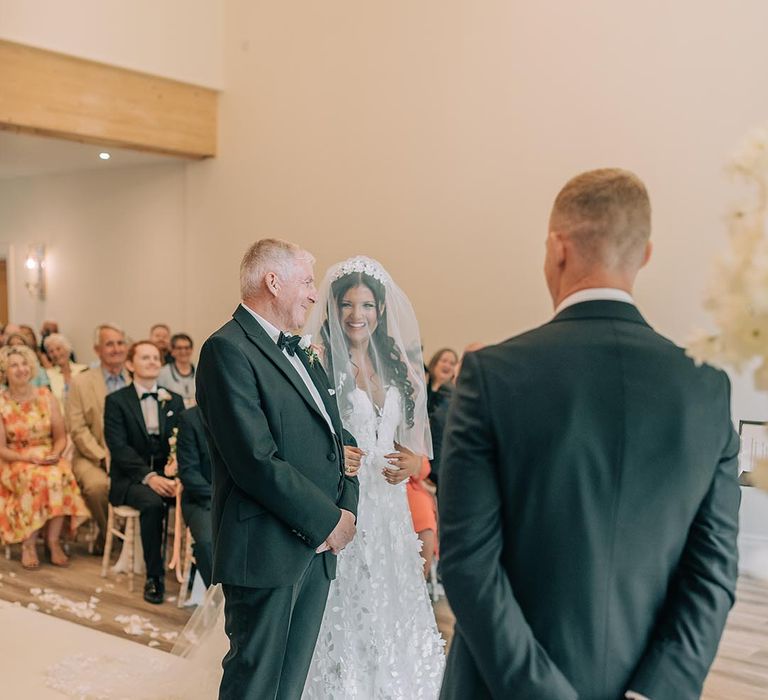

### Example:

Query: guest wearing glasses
xmin=158 ymin=334 xmax=196 ymax=408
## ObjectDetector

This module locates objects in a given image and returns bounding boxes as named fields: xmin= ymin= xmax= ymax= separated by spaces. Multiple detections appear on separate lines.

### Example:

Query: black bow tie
xmin=277 ymin=332 xmax=302 ymax=356
xmin=140 ymin=392 xmax=158 ymax=401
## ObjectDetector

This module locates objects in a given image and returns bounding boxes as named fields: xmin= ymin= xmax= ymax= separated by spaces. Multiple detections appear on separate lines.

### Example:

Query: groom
xmin=196 ymin=238 xmax=359 ymax=700
xmin=439 ymin=169 xmax=741 ymax=700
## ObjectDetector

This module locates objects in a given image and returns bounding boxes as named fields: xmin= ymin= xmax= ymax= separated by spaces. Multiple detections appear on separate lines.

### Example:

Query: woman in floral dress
xmin=0 ymin=345 xmax=89 ymax=569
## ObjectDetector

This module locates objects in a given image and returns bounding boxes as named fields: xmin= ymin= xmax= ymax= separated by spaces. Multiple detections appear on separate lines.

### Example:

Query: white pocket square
xmin=166 ymin=410 xmax=174 ymax=417
xmin=328 ymin=389 xmax=336 ymax=396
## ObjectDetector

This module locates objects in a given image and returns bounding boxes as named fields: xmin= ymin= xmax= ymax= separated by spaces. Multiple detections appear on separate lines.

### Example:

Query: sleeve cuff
xmin=626 ymin=692 xmax=651 ymax=700
xmin=141 ymin=471 xmax=157 ymax=485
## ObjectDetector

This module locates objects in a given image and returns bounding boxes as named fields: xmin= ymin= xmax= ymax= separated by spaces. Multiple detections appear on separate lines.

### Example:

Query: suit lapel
xmin=298 ymin=350 xmax=344 ymax=437
xmin=125 ymin=388 xmax=150 ymax=441
xmin=232 ymin=306 xmax=332 ymax=430
xmin=158 ymin=395 xmax=167 ymax=439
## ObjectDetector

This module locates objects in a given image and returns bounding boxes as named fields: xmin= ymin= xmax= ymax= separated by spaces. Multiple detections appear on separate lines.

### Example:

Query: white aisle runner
xmin=0 ymin=600 xmax=177 ymax=698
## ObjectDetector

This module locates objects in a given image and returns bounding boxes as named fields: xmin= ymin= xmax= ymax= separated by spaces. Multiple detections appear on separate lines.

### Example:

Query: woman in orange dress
xmin=407 ymin=455 xmax=438 ymax=578
xmin=0 ymin=345 xmax=89 ymax=569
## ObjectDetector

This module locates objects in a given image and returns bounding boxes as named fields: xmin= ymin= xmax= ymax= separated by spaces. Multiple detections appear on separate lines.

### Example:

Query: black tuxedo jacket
xmin=177 ymin=406 xmax=212 ymax=507
xmin=439 ymin=301 xmax=741 ymax=700
xmin=105 ymin=385 xmax=185 ymax=506
xmin=196 ymin=305 xmax=359 ymax=588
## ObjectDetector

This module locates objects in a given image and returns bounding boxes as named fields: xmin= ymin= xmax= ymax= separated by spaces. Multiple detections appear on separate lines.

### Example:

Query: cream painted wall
xmin=1 ymin=1 xmax=768 ymax=421
xmin=0 ymin=0 xmax=224 ymax=87
xmin=183 ymin=0 xmax=768 ymax=418
xmin=0 ymin=163 xmax=187 ymax=359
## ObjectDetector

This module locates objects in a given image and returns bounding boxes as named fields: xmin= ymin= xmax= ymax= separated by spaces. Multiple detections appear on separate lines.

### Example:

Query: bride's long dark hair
xmin=321 ymin=271 xmax=415 ymax=428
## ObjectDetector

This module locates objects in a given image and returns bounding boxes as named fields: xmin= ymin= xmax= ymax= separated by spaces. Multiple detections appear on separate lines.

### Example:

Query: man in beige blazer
xmin=66 ymin=324 xmax=130 ymax=549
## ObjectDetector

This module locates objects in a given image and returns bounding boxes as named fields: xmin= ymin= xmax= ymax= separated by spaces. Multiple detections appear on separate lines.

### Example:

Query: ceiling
xmin=0 ymin=130 xmax=186 ymax=179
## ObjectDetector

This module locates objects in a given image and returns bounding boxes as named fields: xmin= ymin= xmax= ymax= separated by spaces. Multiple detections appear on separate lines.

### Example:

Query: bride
xmin=47 ymin=256 xmax=444 ymax=699
xmin=302 ymin=255 xmax=445 ymax=698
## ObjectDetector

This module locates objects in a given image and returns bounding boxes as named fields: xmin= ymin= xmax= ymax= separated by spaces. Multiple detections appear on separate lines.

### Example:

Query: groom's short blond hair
xmin=240 ymin=238 xmax=314 ymax=300
xmin=549 ymin=168 xmax=651 ymax=270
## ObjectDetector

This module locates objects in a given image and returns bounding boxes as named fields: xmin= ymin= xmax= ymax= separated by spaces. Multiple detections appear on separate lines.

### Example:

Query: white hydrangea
xmin=687 ymin=121 xmax=768 ymax=388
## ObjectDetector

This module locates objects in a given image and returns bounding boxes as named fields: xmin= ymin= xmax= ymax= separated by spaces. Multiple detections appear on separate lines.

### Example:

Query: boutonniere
xmin=157 ymin=387 xmax=172 ymax=408
xmin=165 ymin=426 xmax=179 ymax=477
xmin=298 ymin=334 xmax=320 ymax=366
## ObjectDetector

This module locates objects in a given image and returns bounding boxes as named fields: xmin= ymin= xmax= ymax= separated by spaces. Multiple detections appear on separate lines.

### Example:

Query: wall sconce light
xmin=24 ymin=244 xmax=46 ymax=300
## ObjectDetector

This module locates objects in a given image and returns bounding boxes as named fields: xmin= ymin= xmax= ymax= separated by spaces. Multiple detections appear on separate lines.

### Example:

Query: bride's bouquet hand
xmin=383 ymin=443 xmax=421 ymax=484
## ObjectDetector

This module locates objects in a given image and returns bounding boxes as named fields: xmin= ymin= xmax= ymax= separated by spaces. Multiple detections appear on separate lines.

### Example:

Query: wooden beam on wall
xmin=0 ymin=39 xmax=217 ymax=159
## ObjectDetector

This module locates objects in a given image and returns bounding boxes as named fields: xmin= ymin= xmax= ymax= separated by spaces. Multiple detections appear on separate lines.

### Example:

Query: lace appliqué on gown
xmin=303 ymin=387 xmax=445 ymax=699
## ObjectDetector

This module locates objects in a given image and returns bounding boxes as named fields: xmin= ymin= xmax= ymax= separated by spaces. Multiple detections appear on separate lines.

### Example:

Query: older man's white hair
xmin=240 ymin=238 xmax=314 ymax=300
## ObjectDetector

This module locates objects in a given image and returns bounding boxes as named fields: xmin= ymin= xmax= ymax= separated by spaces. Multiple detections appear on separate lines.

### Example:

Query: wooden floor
xmin=1 ymin=540 xmax=767 ymax=697
xmin=432 ymin=578 xmax=768 ymax=699
xmin=0 ymin=539 xmax=192 ymax=653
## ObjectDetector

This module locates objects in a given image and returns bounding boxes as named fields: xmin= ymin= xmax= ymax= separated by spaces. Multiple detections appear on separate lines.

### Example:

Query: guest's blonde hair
xmin=549 ymin=168 xmax=651 ymax=270
xmin=0 ymin=345 xmax=39 ymax=385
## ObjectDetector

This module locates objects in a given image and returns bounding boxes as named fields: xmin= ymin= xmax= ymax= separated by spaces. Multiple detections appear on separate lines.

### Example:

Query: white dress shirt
xmin=134 ymin=382 xmax=160 ymax=435
xmin=241 ymin=303 xmax=336 ymax=435
xmin=554 ymin=287 xmax=635 ymax=316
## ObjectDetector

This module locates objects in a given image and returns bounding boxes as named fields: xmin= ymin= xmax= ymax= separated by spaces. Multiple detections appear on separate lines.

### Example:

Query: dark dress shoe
xmin=143 ymin=577 xmax=165 ymax=605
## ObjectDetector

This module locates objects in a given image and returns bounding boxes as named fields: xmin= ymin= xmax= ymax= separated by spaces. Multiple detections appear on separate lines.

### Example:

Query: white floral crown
xmin=331 ymin=256 xmax=390 ymax=284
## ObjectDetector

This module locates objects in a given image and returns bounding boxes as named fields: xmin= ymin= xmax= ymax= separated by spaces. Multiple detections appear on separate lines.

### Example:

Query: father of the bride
xmin=439 ymin=169 xmax=741 ymax=700
xmin=196 ymin=238 xmax=359 ymax=700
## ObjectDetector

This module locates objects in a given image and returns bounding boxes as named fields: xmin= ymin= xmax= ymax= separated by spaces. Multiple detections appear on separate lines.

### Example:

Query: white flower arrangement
xmin=688 ymin=122 xmax=768 ymax=389
xmin=299 ymin=334 xmax=320 ymax=366
xmin=157 ymin=388 xmax=173 ymax=404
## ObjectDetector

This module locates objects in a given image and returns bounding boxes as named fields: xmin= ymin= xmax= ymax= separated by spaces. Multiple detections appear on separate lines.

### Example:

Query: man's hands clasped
xmin=316 ymin=508 xmax=356 ymax=555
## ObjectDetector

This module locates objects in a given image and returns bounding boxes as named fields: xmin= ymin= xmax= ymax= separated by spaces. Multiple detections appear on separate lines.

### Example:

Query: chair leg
xmin=126 ymin=516 xmax=135 ymax=593
xmin=430 ymin=559 xmax=440 ymax=602
xmin=87 ymin=520 xmax=96 ymax=555
xmin=4 ymin=545 xmax=11 ymax=560
xmin=178 ymin=528 xmax=195 ymax=608
xmin=100 ymin=507 xmax=115 ymax=578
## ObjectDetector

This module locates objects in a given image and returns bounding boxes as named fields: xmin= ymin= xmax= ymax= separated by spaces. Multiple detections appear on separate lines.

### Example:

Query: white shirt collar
xmin=134 ymin=382 xmax=158 ymax=399
xmin=240 ymin=302 xmax=282 ymax=344
xmin=554 ymin=288 xmax=635 ymax=315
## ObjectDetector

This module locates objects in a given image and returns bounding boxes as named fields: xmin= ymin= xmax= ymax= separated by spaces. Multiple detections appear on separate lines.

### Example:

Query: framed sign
xmin=738 ymin=420 xmax=768 ymax=486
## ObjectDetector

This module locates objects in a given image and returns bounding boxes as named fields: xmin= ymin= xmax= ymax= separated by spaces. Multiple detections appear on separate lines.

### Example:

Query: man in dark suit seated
xmin=105 ymin=340 xmax=185 ymax=604
xmin=176 ymin=405 xmax=213 ymax=587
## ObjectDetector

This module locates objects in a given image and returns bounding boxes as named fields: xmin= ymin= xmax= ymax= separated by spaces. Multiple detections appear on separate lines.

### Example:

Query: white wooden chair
xmin=177 ymin=527 xmax=196 ymax=608
xmin=100 ymin=504 xmax=141 ymax=591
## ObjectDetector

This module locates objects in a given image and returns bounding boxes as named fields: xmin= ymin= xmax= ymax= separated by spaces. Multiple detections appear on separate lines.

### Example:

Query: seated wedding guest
xmin=105 ymin=341 xmax=184 ymax=604
xmin=407 ymin=455 xmax=438 ymax=578
xmin=66 ymin=324 xmax=130 ymax=552
xmin=44 ymin=333 xmax=87 ymax=411
xmin=158 ymin=333 xmax=196 ymax=408
xmin=425 ymin=348 xmax=458 ymax=486
xmin=149 ymin=323 xmax=173 ymax=364
xmin=0 ymin=345 xmax=89 ymax=569
xmin=20 ymin=324 xmax=52 ymax=370
xmin=176 ymin=405 xmax=213 ymax=587
xmin=426 ymin=348 xmax=458 ymax=409
xmin=6 ymin=333 xmax=51 ymax=387
xmin=0 ymin=323 xmax=21 ymax=346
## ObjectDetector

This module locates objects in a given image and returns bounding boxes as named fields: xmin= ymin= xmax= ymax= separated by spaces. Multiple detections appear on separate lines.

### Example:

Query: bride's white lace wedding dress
xmin=47 ymin=386 xmax=444 ymax=699
xmin=303 ymin=386 xmax=445 ymax=699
